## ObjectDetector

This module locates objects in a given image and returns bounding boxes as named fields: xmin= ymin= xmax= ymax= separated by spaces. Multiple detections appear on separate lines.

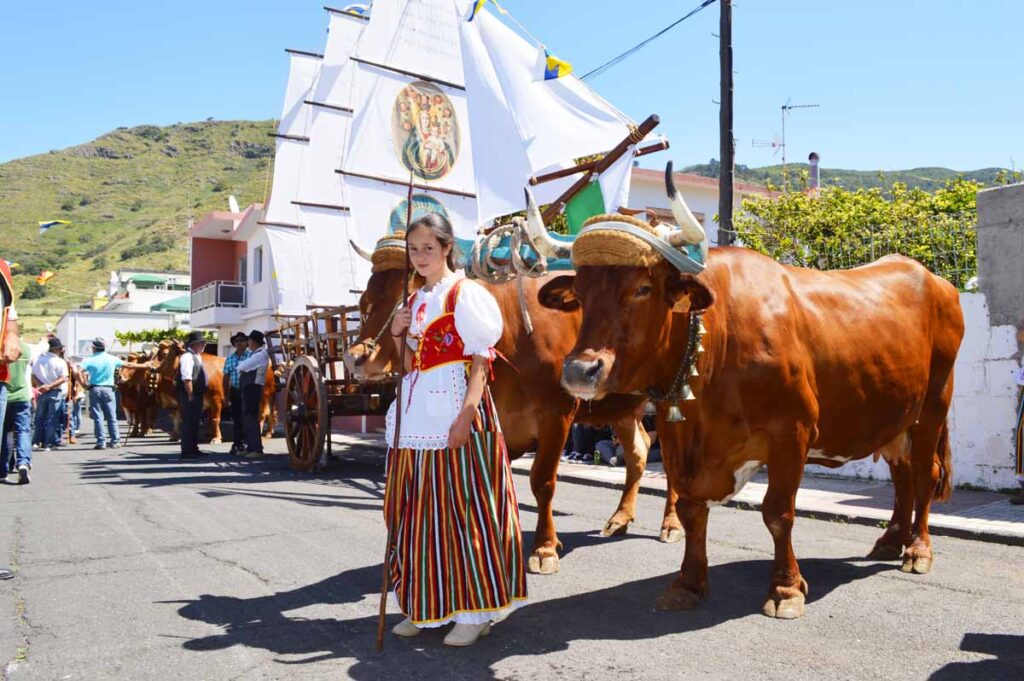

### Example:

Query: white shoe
xmin=443 ymin=622 xmax=490 ymax=647
xmin=392 ymin=617 xmax=421 ymax=638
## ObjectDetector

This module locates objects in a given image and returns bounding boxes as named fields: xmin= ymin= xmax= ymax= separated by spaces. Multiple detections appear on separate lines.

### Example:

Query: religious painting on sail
xmin=391 ymin=81 xmax=461 ymax=181
xmin=389 ymin=194 xmax=450 ymax=234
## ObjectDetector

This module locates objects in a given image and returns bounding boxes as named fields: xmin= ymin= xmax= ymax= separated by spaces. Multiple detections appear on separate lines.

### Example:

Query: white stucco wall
xmin=806 ymin=291 xmax=1020 ymax=489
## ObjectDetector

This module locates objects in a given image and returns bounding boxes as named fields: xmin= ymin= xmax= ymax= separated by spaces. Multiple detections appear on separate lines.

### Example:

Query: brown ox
xmin=344 ymin=268 xmax=680 ymax=574
xmin=539 ymin=247 xmax=964 ymax=618
xmin=118 ymin=352 xmax=157 ymax=437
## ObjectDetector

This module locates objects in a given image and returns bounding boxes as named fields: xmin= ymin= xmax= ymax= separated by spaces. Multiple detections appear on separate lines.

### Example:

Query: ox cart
xmin=267 ymin=305 xmax=396 ymax=472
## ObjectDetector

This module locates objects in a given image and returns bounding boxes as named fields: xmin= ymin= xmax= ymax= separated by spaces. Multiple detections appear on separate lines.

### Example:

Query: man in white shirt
xmin=31 ymin=337 xmax=68 ymax=450
xmin=236 ymin=330 xmax=269 ymax=457
xmin=177 ymin=331 xmax=209 ymax=459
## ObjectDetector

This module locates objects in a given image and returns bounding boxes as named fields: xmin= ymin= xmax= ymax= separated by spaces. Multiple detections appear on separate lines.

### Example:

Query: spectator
xmin=237 ymin=330 xmax=269 ymax=457
xmin=1 ymin=256 xmax=22 ymax=578
xmin=80 ymin=338 xmax=147 ymax=450
xmin=177 ymin=331 xmax=210 ymax=459
xmin=31 ymin=337 xmax=68 ymax=451
xmin=2 ymin=339 xmax=34 ymax=483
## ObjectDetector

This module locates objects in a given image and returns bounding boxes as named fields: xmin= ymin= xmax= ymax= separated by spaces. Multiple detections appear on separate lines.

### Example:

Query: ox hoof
xmin=527 ymin=554 xmax=560 ymax=575
xmin=867 ymin=542 xmax=903 ymax=561
xmin=655 ymin=587 xmax=703 ymax=611
xmin=762 ymin=578 xmax=808 ymax=620
xmin=600 ymin=519 xmax=630 ymax=537
xmin=658 ymin=527 xmax=684 ymax=544
xmin=900 ymin=555 xmax=932 ymax=575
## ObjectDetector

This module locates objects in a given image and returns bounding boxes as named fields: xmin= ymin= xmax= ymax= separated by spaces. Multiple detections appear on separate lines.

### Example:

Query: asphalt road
xmin=1 ymin=431 xmax=1022 ymax=680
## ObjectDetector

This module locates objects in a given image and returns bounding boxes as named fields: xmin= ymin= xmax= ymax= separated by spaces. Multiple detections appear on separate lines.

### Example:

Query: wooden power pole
xmin=718 ymin=0 xmax=735 ymax=245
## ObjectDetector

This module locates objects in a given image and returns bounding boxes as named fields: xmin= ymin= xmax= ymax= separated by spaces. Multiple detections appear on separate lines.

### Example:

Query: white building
xmin=104 ymin=268 xmax=191 ymax=325
xmin=54 ymin=309 xmax=177 ymax=360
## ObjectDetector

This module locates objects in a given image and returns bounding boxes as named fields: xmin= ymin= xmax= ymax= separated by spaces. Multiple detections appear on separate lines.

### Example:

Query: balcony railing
xmin=191 ymin=280 xmax=246 ymax=312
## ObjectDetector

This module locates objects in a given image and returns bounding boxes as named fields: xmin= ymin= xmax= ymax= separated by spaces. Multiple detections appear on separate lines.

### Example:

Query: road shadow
xmin=928 ymin=633 xmax=1024 ymax=680
xmin=173 ymin=554 xmax=896 ymax=677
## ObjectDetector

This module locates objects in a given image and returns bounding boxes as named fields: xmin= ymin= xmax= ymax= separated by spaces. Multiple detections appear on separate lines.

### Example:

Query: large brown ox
xmin=536 ymin=197 xmax=964 ymax=618
xmin=343 ymin=250 xmax=680 ymax=575
xmin=152 ymin=340 xmax=277 ymax=442
xmin=118 ymin=352 xmax=157 ymax=437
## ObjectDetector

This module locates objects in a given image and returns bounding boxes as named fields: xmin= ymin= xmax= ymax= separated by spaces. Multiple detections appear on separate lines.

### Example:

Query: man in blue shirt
xmin=221 ymin=332 xmax=250 ymax=455
xmin=81 ymin=338 xmax=147 ymax=450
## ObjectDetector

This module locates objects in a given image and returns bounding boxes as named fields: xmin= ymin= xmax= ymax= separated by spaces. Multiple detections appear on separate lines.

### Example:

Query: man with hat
xmin=31 ymin=337 xmax=68 ymax=451
xmin=80 ymin=337 xmax=148 ymax=450
xmin=221 ymin=332 xmax=251 ymax=455
xmin=178 ymin=331 xmax=210 ymax=459
xmin=236 ymin=329 xmax=270 ymax=457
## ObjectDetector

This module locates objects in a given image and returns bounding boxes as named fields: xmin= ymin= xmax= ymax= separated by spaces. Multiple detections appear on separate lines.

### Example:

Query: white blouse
xmin=385 ymin=271 xmax=503 ymax=450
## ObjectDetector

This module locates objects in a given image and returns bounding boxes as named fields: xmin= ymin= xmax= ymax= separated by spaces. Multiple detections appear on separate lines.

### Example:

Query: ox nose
xmin=562 ymin=357 xmax=604 ymax=387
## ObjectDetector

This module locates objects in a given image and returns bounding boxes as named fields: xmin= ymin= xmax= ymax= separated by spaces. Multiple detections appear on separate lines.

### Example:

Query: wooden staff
xmin=376 ymin=174 xmax=416 ymax=653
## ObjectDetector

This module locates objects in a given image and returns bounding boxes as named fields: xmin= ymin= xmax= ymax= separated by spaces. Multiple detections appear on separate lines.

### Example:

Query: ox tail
xmin=934 ymin=420 xmax=953 ymax=502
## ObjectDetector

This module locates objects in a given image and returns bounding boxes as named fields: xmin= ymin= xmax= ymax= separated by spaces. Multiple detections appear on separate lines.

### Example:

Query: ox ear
xmin=538 ymin=275 xmax=580 ymax=312
xmin=665 ymin=272 xmax=715 ymax=314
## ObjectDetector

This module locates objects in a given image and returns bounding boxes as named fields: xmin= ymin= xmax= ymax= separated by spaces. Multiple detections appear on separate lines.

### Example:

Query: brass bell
xmin=665 ymin=403 xmax=685 ymax=422
xmin=689 ymin=365 xmax=699 ymax=378
xmin=697 ymin=321 xmax=707 ymax=336
xmin=643 ymin=400 xmax=657 ymax=416
xmin=681 ymin=384 xmax=697 ymax=401
xmin=695 ymin=341 xmax=705 ymax=355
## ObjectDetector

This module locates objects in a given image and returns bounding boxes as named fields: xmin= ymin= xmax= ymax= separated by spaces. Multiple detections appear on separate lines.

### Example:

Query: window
xmin=238 ymin=256 xmax=247 ymax=284
xmin=253 ymin=246 xmax=263 ymax=283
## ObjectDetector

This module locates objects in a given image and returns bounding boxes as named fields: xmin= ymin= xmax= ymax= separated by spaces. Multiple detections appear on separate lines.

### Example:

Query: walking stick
xmin=376 ymin=175 xmax=416 ymax=653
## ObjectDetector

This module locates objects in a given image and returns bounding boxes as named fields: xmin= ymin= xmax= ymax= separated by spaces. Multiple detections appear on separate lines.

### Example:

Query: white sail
xmin=265 ymin=226 xmax=313 ymax=316
xmin=353 ymin=0 xmax=469 ymax=88
xmin=460 ymin=6 xmax=637 ymax=223
xmin=264 ymin=50 xmax=321 ymax=227
xmin=346 ymin=175 xmax=479 ymax=244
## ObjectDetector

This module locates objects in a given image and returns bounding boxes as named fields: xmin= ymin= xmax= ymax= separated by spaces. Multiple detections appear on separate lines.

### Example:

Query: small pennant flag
xmin=467 ymin=0 xmax=506 ymax=21
xmin=542 ymin=48 xmax=573 ymax=80
xmin=38 ymin=220 xmax=70 ymax=235
xmin=3 ymin=260 xmax=19 ymax=270
xmin=36 ymin=270 xmax=56 ymax=285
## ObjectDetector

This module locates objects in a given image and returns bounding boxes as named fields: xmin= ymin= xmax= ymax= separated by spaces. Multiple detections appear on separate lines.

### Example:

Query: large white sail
xmin=342 ymin=0 xmax=480 ymax=241
xmin=460 ymin=5 xmax=637 ymax=224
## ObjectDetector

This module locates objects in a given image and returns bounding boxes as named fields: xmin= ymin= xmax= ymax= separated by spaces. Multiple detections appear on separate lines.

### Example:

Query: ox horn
xmin=523 ymin=187 xmax=572 ymax=260
xmin=664 ymin=161 xmax=708 ymax=248
xmin=349 ymin=239 xmax=373 ymax=263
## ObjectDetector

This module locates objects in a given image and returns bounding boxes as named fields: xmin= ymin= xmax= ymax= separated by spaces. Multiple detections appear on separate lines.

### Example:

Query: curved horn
xmin=523 ymin=187 xmax=572 ymax=260
xmin=349 ymin=239 xmax=374 ymax=263
xmin=665 ymin=161 xmax=707 ymax=246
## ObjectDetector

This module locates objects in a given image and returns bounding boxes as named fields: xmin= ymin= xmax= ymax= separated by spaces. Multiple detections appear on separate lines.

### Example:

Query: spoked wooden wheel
xmin=285 ymin=356 xmax=329 ymax=472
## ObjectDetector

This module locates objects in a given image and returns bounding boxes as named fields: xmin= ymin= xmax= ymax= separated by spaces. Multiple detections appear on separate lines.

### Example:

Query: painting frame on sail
xmin=391 ymin=81 xmax=462 ymax=182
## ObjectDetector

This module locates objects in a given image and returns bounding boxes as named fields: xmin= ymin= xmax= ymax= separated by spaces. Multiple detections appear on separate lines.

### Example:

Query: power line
xmin=581 ymin=0 xmax=718 ymax=81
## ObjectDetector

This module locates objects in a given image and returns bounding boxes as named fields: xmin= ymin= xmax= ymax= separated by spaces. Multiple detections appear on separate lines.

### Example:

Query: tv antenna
xmin=752 ymin=134 xmax=784 ymax=157
xmin=780 ymin=99 xmax=819 ymax=170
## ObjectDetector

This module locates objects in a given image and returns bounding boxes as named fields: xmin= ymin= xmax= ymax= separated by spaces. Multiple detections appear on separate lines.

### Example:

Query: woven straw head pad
xmin=572 ymin=214 xmax=665 ymax=268
xmin=371 ymin=230 xmax=406 ymax=273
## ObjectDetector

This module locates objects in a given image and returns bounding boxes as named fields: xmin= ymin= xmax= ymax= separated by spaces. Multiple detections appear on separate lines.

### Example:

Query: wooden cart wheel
xmin=285 ymin=356 xmax=329 ymax=472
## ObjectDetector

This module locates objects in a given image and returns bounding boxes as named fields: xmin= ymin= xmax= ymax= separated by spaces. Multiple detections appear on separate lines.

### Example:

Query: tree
xmin=733 ymin=178 xmax=979 ymax=289
xmin=20 ymin=281 xmax=47 ymax=300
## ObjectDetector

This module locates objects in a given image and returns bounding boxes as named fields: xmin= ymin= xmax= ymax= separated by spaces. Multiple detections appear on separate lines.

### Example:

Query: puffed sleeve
xmin=454 ymin=281 xmax=503 ymax=357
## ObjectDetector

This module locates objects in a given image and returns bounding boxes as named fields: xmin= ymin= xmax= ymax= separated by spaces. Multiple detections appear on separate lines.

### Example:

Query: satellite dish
xmin=228 ymin=195 xmax=240 ymax=213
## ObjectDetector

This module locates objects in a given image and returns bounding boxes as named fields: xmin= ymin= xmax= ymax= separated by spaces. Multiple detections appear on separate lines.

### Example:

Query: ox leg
xmin=601 ymin=417 xmax=650 ymax=538
xmin=655 ymin=498 xmax=709 ymax=610
xmin=658 ymin=428 xmax=683 ymax=544
xmin=868 ymin=455 xmax=914 ymax=560
xmin=170 ymin=411 xmax=181 ymax=442
xmin=761 ymin=436 xmax=809 ymax=620
xmin=526 ymin=415 xmax=570 ymax=575
xmin=208 ymin=400 xmax=222 ymax=444
xmin=901 ymin=420 xmax=948 ymax=575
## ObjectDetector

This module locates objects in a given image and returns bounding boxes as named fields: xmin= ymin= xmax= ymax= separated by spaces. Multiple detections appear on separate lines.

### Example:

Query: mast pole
xmin=718 ymin=0 xmax=735 ymax=245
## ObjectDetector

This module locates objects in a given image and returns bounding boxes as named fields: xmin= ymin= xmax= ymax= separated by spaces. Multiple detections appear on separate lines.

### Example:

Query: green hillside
xmin=682 ymin=159 xmax=1012 ymax=192
xmin=0 ymin=120 xmax=275 ymax=335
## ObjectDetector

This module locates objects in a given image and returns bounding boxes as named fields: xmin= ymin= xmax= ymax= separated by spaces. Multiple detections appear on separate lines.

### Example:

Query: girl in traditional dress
xmin=385 ymin=212 xmax=527 ymax=647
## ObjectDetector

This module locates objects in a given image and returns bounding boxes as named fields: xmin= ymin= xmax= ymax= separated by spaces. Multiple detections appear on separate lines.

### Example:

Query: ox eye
xmin=634 ymin=284 xmax=653 ymax=298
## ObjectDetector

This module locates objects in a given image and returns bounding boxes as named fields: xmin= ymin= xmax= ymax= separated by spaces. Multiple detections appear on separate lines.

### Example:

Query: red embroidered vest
xmin=412 ymin=279 xmax=469 ymax=373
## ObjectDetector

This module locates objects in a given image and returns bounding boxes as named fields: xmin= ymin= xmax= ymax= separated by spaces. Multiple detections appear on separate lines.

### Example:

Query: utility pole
xmin=718 ymin=0 xmax=735 ymax=245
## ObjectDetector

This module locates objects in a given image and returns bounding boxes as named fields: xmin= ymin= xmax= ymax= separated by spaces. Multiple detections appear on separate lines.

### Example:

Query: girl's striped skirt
xmin=383 ymin=389 xmax=528 ymax=627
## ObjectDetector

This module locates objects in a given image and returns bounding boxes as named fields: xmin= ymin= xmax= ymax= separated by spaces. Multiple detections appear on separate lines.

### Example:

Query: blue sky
xmin=1 ymin=1 xmax=1021 ymax=171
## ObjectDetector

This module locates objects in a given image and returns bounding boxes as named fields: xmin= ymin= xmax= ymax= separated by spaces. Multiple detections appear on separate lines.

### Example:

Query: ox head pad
xmin=371 ymin=231 xmax=407 ymax=273
xmin=572 ymin=214 xmax=665 ymax=269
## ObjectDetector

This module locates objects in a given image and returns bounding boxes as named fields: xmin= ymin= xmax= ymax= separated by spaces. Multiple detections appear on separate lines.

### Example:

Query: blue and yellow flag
xmin=543 ymin=48 xmax=573 ymax=80
xmin=468 ymin=0 xmax=506 ymax=21
xmin=36 ymin=270 xmax=56 ymax=285
xmin=38 ymin=220 xmax=70 ymax=235
xmin=3 ymin=260 xmax=19 ymax=270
